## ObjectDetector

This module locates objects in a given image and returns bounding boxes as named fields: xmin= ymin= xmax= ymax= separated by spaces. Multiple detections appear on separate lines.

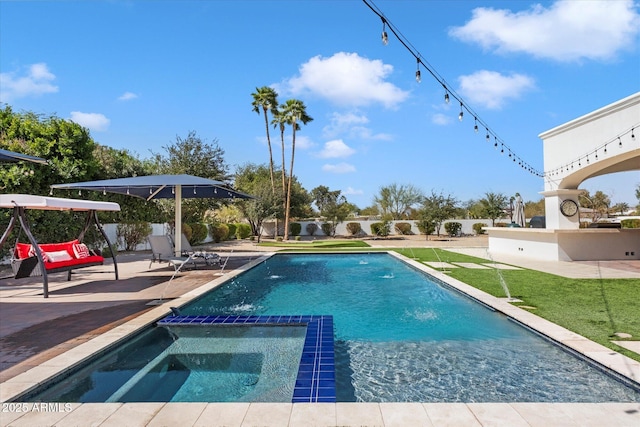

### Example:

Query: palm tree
xmin=251 ymin=86 xmax=278 ymax=193
xmin=271 ymin=107 xmax=288 ymax=197
xmin=280 ymin=99 xmax=313 ymax=240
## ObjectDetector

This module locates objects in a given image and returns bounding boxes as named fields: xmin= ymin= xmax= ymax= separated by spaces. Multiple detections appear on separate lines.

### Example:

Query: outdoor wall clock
xmin=560 ymin=199 xmax=579 ymax=217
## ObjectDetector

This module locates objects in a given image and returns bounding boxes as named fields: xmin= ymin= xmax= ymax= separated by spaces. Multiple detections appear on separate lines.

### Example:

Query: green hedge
xmin=290 ymin=222 xmax=301 ymax=236
xmin=621 ymin=219 xmax=640 ymax=228
xmin=236 ymin=223 xmax=252 ymax=239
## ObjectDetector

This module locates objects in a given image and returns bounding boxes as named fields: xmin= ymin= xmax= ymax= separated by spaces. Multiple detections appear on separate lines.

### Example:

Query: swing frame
xmin=0 ymin=194 xmax=120 ymax=298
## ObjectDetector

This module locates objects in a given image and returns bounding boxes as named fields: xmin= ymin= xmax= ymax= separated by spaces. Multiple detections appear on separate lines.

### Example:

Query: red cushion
xmin=44 ymin=255 xmax=104 ymax=271
xmin=15 ymin=240 xmax=103 ymax=268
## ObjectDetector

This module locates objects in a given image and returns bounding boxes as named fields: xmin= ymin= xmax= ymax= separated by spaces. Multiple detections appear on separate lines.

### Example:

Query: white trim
xmin=0 ymin=194 xmax=120 ymax=212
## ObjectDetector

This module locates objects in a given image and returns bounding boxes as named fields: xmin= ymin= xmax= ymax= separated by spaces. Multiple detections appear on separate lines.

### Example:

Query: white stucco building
xmin=488 ymin=92 xmax=640 ymax=261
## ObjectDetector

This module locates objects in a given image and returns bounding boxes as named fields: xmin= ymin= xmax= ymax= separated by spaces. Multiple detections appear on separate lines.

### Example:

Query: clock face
xmin=560 ymin=199 xmax=579 ymax=217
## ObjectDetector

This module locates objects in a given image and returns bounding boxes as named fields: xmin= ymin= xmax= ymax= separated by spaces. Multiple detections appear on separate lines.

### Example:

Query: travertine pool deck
xmin=1 ymin=238 xmax=639 ymax=426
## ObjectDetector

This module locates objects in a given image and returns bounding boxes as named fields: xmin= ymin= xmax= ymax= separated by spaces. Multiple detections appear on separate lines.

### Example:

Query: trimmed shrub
xmin=371 ymin=221 xmax=391 ymax=237
xmin=306 ymin=223 xmax=318 ymax=236
xmin=444 ymin=222 xmax=462 ymax=237
xmin=621 ymin=219 xmax=640 ymax=228
xmin=226 ymin=223 xmax=237 ymax=240
xmin=394 ymin=222 xmax=413 ymax=235
xmin=290 ymin=222 xmax=301 ymax=236
xmin=181 ymin=223 xmax=193 ymax=242
xmin=346 ymin=222 xmax=362 ymax=236
xmin=116 ymin=221 xmax=152 ymax=251
xmin=189 ymin=223 xmax=208 ymax=245
xmin=236 ymin=223 xmax=252 ymax=239
xmin=321 ymin=222 xmax=332 ymax=236
xmin=416 ymin=220 xmax=436 ymax=236
xmin=209 ymin=223 xmax=229 ymax=243
xmin=473 ymin=222 xmax=487 ymax=235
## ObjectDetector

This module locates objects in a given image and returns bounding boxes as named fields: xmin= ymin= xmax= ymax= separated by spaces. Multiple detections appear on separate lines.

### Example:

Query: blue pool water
xmin=180 ymin=253 xmax=640 ymax=402
xmin=19 ymin=253 xmax=640 ymax=403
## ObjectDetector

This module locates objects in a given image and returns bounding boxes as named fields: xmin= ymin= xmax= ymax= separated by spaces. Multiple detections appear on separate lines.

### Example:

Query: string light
xmin=362 ymin=0 xmax=543 ymax=177
xmin=474 ymin=117 xmax=478 ymax=133
xmin=542 ymin=124 xmax=638 ymax=177
xmin=632 ymin=128 xmax=636 ymax=140
xmin=381 ymin=19 xmax=388 ymax=45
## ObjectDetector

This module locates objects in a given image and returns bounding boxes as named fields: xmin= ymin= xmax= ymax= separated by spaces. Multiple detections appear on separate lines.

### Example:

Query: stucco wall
xmin=487 ymin=228 xmax=640 ymax=261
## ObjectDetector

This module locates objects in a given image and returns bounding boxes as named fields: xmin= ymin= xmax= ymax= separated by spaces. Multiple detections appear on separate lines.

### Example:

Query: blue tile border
xmin=157 ymin=314 xmax=336 ymax=403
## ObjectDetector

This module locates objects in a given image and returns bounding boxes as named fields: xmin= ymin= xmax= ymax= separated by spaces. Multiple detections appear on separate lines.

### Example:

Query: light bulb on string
xmin=444 ymin=91 xmax=449 ymax=104
xmin=493 ymin=136 xmax=498 ymax=148
xmin=474 ymin=117 xmax=478 ymax=133
xmin=485 ymin=128 xmax=490 ymax=142
xmin=604 ymin=144 xmax=607 ymax=153
xmin=618 ymin=137 xmax=622 ymax=147
xmin=458 ymin=103 xmax=464 ymax=121
xmin=381 ymin=20 xmax=388 ymax=45
xmin=632 ymin=128 xmax=636 ymax=140
xmin=415 ymin=59 xmax=421 ymax=83
xmin=500 ymin=144 xmax=504 ymax=154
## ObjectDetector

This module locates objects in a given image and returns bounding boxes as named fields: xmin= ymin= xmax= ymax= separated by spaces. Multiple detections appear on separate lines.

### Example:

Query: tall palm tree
xmin=251 ymin=86 xmax=278 ymax=193
xmin=280 ymin=99 xmax=313 ymax=240
xmin=271 ymin=107 xmax=288 ymax=197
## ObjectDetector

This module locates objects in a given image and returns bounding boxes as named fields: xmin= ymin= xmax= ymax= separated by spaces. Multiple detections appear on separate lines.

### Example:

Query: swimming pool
xmin=17 ymin=253 xmax=640 ymax=403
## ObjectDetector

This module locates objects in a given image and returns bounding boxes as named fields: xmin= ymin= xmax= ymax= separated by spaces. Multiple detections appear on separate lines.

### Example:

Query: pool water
xmin=180 ymin=253 xmax=640 ymax=403
xmin=27 ymin=325 xmax=307 ymax=403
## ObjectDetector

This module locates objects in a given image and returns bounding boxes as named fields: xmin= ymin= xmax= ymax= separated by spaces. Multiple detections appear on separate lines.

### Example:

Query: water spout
xmin=485 ymin=249 xmax=518 ymax=301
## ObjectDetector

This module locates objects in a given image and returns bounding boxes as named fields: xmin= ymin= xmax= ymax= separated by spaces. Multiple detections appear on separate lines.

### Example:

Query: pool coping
xmin=1 ymin=250 xmax=639 ymax=426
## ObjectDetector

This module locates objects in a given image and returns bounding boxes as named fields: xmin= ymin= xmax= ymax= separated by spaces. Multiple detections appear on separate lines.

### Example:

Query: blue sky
xmin=2 ymin=0 xmax=639 ymax=208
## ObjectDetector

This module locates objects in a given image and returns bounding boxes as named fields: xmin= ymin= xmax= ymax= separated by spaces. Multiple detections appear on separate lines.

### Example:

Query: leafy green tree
xmin=610 ymin=202 xmax=629 ymax=216
xmin=280 ymin=99 xmax=313 ymax=240
xmin=579 ymin=190 xmax=611 ymax=222
xmin=359 ymin=205 xmax=380 ymax=218
xmin=373 ymin=183 xmax=424 ymax=220
xmin=419 ymin=190 xmax=458 ymax=236
xmin=524 ymin=198 xmax=545 ymax=218
xmin=234 ymin=163 xmax=282 ymax=241
xmin=461 ymin=199 xmax=484 ymax=219
xmin=251 ymin=86 xmax=279 ymax=192
xmin=479 ymin=192 xmax=508 ymax=226
xmin=150 ymin=131 xmax=230 ymax=223
xmin=310 ymin=186 xmax=352 ymax=237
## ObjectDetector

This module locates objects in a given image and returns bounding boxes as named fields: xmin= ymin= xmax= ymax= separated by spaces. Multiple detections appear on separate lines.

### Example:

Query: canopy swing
xmin=0 ymin=194 xmax=120 ymax=298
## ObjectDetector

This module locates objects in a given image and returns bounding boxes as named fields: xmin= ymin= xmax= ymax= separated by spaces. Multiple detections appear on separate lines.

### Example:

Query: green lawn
xmin=253 ymin=243 xmax=640 ymax=361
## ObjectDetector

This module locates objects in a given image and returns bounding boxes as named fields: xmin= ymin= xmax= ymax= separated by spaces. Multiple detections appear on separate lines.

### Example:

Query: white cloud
xmin=118 ymin=91 xmax=138 ymax=101
xmin=431 ymin=113 xmax=452 ymax=126
xmin=279 ymin=52 xmax=409 ymax=108
xmin=322 ymin=162 xmax=356 ymax=174
xmin=317 ymin=139 xmax=356 ymax=159
xmin=0 ymin=63 xmax=58 ymax=102
xmin=322 ymin=111 xmax=393 ymax=141
xmin=457 ymin=70 xmax=536 ymax=109
xmin=69 ymin=112 xmax=110 ymax=132
xmin=449 ymin=0 xmax=640 ymax=62
xmin=343 ymin=186 xmax=364 ymax=195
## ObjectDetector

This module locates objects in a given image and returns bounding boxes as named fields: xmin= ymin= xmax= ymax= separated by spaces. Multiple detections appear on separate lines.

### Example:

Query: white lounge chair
xmin=147 ymin=235 xmax=194 ymax=271
xmin=180 ymin=233 xmax=220 ymax=266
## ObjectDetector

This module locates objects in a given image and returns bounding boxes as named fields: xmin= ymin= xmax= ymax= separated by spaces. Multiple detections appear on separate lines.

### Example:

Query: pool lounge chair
xmin=147 ymin=235 xmax=194 ymax=271
xmin=180 ymin=233 xmax=220 ymax=266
